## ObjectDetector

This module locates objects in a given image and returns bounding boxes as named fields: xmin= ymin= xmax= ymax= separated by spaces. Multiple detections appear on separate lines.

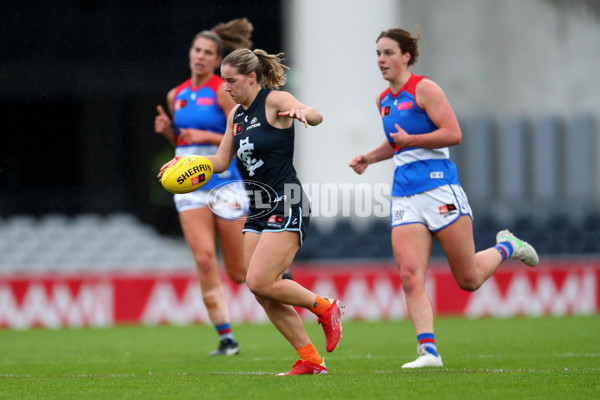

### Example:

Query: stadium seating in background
xmin=2 ymin=211 xmax=600 ymax=273
xmin=297 ymin=212 xmax=600 ymax=261
xmin=0 ymin=213 xmax=193 ymax=274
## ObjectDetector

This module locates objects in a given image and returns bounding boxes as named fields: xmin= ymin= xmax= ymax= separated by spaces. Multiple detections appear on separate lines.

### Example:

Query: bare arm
xmin=350 ymin=95 xmax=394 ymax=175
xmin=389 ymin=78 xmax=462 ymax=149
xmin=204 ymin=104 xmax=239 ymax=174
xmin=349 ymin=140 xmax=394 ymax=175
xmin=266 ymin=90 xmax=323 ymax=129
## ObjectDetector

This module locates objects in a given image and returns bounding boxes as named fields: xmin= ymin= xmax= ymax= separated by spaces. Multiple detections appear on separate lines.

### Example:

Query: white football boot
xmin=496 ymin=229 xmax=539 ymax=267
xmin=401 ymin=344 xmax=443 ymax=368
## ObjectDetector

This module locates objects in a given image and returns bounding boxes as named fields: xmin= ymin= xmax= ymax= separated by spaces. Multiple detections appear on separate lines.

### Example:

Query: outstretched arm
xmin=267 ymin=91 xmax=323 ymax=128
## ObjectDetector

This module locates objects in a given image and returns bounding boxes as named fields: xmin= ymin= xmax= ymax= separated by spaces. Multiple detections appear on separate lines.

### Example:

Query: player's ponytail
xmin=193 ymin=18 xmax=254 ymax=57
xmin=211 ymin=18 xmax=254 ymax=55
xmin=222 ymin=48 xmax=289 ymax=90
xmin=253 ymin=49 xmax=288 ymax=89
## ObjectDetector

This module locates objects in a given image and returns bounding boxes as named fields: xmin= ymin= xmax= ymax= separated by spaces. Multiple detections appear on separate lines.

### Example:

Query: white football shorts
xmin=390 ymin=184 xmax=472 ymax=231
xmin=174 ymin=181 xmax=248 ymax=220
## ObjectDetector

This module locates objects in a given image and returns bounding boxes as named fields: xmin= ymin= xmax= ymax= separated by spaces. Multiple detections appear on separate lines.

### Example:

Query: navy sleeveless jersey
xmin=232 ymin=89 xmax=303 ymax=211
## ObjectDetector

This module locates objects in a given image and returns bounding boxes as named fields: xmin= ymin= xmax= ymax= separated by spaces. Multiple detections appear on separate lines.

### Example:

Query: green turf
xmin=1 ymin=316 xmax=598 ymax=399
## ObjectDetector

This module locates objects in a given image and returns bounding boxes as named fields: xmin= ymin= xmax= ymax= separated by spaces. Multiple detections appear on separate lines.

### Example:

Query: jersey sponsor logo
xmin=438 ymin=204 xmax=457 ymax=215
xmin=174 ymin=99 xmax=187 ymax=110
xmin=246 ymin=122 xmax=262 ymax=131
xmin=237 ymin=137 xmax=264 ymax=176
xmin=233 ymin=123 xmax=243 ymax=136
xmin=196 ymin=97 xmax=215 ymax=106
xmin=381 ymin=106 xmax=391 ymax=117
xmin=430 ymin=171 xmax=444 ymax=179
xmin=397 ymin=101 xmax=413 ymax=110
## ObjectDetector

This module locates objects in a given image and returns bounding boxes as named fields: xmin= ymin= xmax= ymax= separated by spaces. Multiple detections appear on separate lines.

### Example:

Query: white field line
xmin=1 ymin=367 xmax=599 ymax=379
xmin=1 ymin=353 xmax=598 ymax=379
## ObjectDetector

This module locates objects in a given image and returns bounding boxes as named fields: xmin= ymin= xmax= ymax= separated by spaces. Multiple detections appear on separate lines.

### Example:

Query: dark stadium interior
xmin=0 ymin=0 xmax=283 ymax=235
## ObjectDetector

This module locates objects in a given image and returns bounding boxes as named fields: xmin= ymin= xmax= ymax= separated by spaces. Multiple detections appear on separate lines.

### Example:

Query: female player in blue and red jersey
xmin=350 ymin=28 xmax=539 ymax=368
xmin=154 ymin=19 xmax=253 ymax=356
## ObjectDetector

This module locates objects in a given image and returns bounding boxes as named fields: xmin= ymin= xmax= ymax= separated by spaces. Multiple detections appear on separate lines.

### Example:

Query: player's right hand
xmin=155 ymin=105 xmax=175 ymax=141
xmin=349 ymin=154 xmax=369 ymax=175
xmin=157 ymin=155 xmax=183 ymax=179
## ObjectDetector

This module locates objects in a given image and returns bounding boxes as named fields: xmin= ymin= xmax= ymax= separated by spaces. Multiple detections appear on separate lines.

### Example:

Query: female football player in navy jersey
xmin=154 ymin=19 xmax=253 ymax=357
xmin=350 ymin=28 xmax=539 ymax=368
xmin=160 ymin=48 xmax=344 ymax=375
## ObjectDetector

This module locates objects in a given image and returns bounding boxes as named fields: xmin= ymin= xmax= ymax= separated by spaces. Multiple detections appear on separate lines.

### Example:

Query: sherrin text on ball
xmin=161 ymin=156 xmax=213 ymax=194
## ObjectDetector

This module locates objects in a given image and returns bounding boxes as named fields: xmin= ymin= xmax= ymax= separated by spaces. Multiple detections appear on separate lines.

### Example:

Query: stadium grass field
xmin=1 ymin=315 xmax=598 ymax=399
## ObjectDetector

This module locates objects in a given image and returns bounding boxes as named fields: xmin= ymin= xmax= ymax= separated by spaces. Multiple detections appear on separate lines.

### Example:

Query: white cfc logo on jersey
xmin=237 ymin=137 xmax=264 ymax=176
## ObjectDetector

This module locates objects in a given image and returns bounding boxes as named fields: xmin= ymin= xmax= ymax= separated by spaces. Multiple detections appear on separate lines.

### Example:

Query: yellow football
xmin=161 ymin=156 xmax=213 ymax=194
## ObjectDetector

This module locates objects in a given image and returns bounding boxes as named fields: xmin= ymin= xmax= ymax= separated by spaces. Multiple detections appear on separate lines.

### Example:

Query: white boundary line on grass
xmin=2 ymin=353 xmax=598 ymax=379
xmin=1 ymin=367 xmax=599 ymax=379
xmin=374 ymin=367 xmax=600 ymax=374
xmin=556 ymin=352 xmax=600 ymax=357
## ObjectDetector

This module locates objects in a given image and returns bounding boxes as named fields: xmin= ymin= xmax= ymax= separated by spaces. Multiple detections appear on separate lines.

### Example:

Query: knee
xmin=245 ymin=274 xmax=270 ymax=298
xmin=399 ymin=266 xmax=423 ymax=294
xmin=194 ymin=251 xmax=217 ymax=275
xmin=226 ymin=265 xmax=247 ymax=285
xmin=455 ymin=277 xmax=481 ymax=292
xmin=228 ymin=273 xmax=246 ymax=285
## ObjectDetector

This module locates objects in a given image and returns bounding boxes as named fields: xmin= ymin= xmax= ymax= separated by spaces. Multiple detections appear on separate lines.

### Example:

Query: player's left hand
xmin=279 ymin=108 xmax=309 ymax=128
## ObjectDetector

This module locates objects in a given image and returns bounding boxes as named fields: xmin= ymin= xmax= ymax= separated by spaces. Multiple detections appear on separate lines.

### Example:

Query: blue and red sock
xmin=494 ymin=241 xmax=514 ymax=261
xmin=215 ymin=323 xmax=235 ymax=342
xmin=417 ymin=333 xmax=439 ymax=357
